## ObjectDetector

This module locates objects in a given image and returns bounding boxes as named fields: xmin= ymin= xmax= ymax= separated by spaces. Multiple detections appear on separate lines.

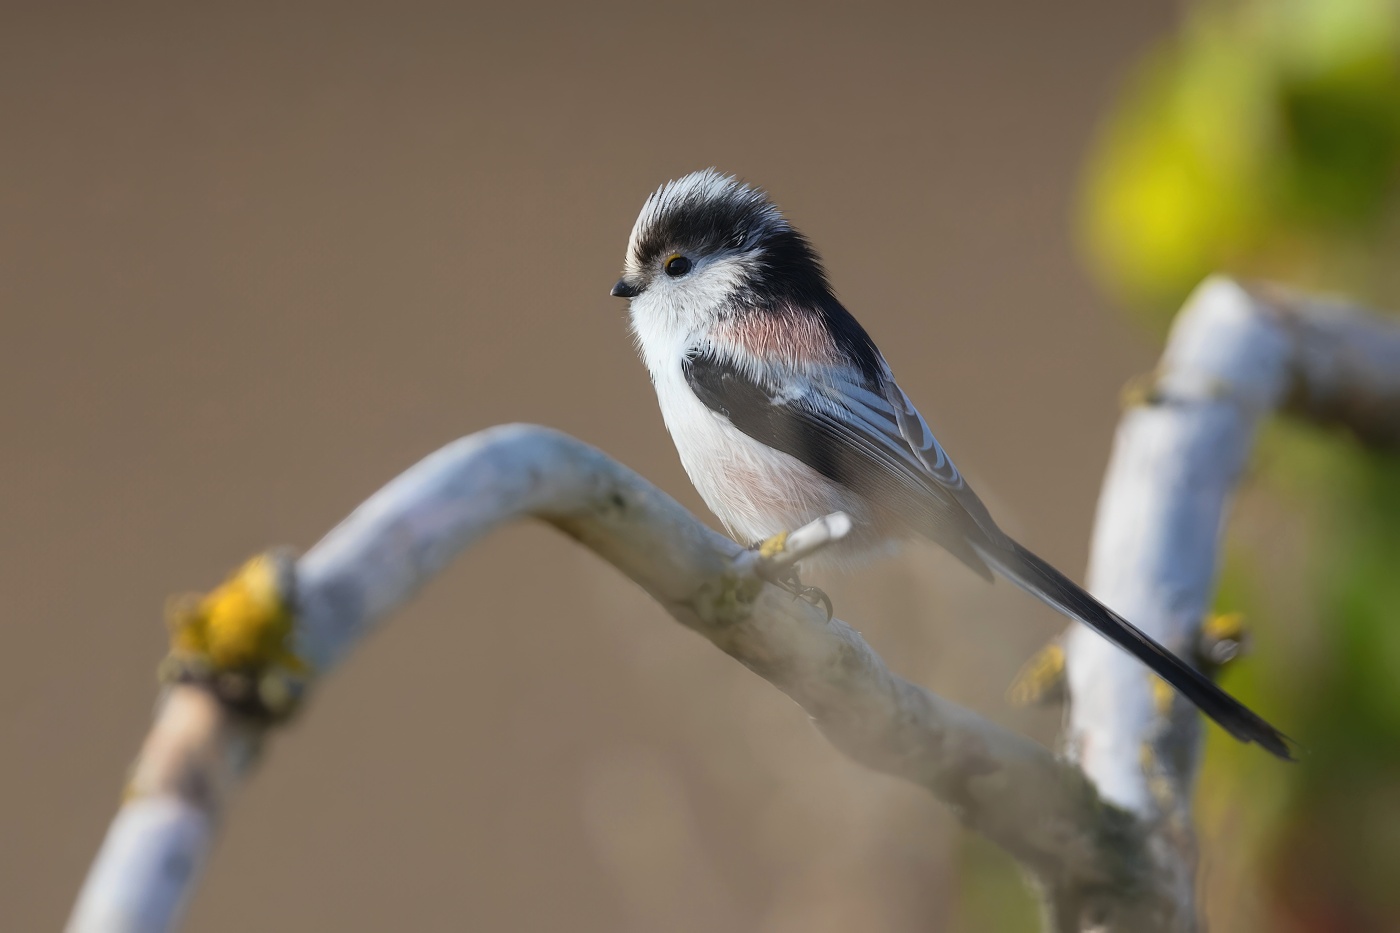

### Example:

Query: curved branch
xmin=73 ymin=277 xmax=1400 ymax=933
xmin=70 ymin=424 xmax=1135 ymax=933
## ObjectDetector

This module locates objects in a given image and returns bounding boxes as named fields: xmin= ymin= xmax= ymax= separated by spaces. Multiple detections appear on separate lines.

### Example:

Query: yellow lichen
xmin=757 ymin=531 xmax=789 ymax=559
xmin=1202 ymin=610 xmax=1245 ymax=644
xmin=1008 ymin=641 xmax=1067 ymax=707
xmin=164 ymin=552 xmax=308 ymax=719
xmin=1150 ymin=672 xmax=1176 ymax=716
xmin=1140 ymin=741 xmax=1177 ymax=809
xmin=1197 ymin=610 xmax=1248 ymax=670
xmin=1119 ymin=368 xmax=1163 ymax=409
xmin=168 ymin=553 xmax=303 ymax=672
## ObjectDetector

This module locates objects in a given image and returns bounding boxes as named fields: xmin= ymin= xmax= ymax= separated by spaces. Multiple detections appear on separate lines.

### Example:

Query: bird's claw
xmin=794 ymin=583 xmax=833 ymax=620
xmin=750 ymin=534 xmax=833 ymax=621
xmin=766 ymin=569 xmax=834 ymax=622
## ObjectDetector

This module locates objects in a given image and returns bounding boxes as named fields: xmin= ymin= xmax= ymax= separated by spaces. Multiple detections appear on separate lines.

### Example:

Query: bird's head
xmin=611 ymin=169 xmax=834 ymax=338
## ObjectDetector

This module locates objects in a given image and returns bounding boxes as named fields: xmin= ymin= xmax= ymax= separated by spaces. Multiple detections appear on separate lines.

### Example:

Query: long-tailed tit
xmin=610 ymin=169 xmax=1289 ymax=759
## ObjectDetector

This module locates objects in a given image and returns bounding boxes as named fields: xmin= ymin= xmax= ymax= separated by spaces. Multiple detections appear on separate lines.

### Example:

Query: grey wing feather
xmin=876 ymin=370 xmax=1008 ymax=547
xmin=682 ymin=349 xmax=999 ymax=578
xmin=682 ymin=349 xmax=1294 ymax=760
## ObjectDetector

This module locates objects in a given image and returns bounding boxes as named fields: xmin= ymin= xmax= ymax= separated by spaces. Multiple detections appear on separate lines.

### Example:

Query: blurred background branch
xmin=1079 ymin=2 xmax=1400 ymax=928
xmin=1059 ymin=276 xmax=1400 ymax=931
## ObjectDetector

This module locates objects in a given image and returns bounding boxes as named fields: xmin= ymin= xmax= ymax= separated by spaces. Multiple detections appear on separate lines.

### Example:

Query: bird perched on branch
xmin=610 ymin=168 xmax=1291 ymax=759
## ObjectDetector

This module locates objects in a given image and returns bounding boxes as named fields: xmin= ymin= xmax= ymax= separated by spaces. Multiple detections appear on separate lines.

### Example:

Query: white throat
xmin=627 ymin=254 xmax=751 ymax=380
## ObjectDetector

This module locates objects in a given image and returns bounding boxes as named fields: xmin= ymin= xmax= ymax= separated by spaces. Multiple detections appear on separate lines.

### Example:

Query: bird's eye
xmin=664 ymin=255 xmax=692 ymax=278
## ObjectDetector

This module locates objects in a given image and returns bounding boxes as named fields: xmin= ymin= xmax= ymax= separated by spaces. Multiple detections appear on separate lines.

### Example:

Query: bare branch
xmin=71 ymin=277 xmax=1400 ymax=933
xmin=70 ymin=425 xmax=1132 ymax=933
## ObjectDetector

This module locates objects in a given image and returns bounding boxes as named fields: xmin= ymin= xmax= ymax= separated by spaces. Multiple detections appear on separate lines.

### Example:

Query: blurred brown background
xmin=1 ymin=1 xmax=1173 ymax=929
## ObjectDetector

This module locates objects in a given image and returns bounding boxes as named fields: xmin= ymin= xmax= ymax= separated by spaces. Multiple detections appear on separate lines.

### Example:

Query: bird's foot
xmin=750 ymin=532 xmax=833 ymax=621
xmin=793 ymin=582 xmax=833 ymax=621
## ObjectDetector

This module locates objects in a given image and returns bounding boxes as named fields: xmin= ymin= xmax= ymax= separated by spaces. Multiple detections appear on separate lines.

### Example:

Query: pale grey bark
xmin=1058 ymin=277 xmax=1400 ymax=930
xmin=69 ymin=277 xmax=1400 ymax=932
xmin=69 ymin=427 xmax=1133 ymax=932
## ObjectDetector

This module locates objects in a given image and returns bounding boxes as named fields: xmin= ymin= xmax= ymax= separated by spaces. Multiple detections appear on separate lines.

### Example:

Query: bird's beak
xmin=611 ymin=278 xmax=641 ymax=299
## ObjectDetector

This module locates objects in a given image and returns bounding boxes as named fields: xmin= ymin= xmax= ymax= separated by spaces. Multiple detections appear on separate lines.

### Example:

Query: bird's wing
xmin=874 ymin=365 xmax=1009 ymax=542
xmin=681 ymin=347 xmax=1295 ymax=757
xmin=681 ymin=347 xmax=999 ymax=578
xmin=869 ymin=361 xmax=1293 ymax=756
xmin=682 ymin=346 xmax=1294 ymax=759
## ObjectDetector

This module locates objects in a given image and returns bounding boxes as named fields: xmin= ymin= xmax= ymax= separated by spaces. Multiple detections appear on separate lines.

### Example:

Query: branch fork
xmin=69 ymin=277 xmax=1400 ymax=932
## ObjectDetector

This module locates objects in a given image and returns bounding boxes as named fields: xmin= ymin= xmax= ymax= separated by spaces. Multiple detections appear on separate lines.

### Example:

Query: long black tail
xmin=979 ymin=539 xmax=1292 ymax=760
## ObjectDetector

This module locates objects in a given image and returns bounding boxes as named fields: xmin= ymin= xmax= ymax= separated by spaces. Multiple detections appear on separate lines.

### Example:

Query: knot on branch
xmin=160 ymin=550 xmax=309 ymax=721
xmin=1119 ymin=368 xmax=1167 ymax=409
xmin=689 ymin=571 xmax=766 ymax=626
xmin=1196 ymin=611 xmax=1249 ymax=673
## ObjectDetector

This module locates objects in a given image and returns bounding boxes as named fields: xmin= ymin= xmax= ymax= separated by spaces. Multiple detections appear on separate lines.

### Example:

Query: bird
xmin=609 ymin=168 xmax=1291 ymax=760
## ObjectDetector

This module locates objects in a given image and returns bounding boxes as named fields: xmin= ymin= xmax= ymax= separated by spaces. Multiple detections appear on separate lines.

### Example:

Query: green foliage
xmin=1202 ymin=430 xmax=1400 ymax=931
xmin=1080 ymin=2 xmax=1400 ymax=930
xmin=1273 ymin=440 xmax=1400 ymax=929
xmin=953 ymin=833 xmax=1040 ymax=933
xmin=1080 ymin=0 xmax=1400 ymax=325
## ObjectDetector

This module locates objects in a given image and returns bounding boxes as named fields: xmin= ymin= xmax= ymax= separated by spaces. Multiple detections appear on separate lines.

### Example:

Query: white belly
xmin=651 ymin=359 xmax=875 ymax=550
